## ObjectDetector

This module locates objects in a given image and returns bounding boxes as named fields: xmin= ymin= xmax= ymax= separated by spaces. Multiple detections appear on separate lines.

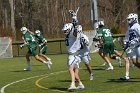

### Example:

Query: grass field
xmin=0 ymin=53 xmax=140 ymax=93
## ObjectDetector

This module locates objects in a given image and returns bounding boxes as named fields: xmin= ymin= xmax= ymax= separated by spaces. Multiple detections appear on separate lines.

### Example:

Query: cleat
xmin=106 ymin=66 xmax=114 ymax=70
xmin=120 ymin=76 xmax=130 ymax=80
xmin=68 ymin=85 xmax=77 ymax=90
xmin=90 ymin=73 xmax=94 ymax=80
xmin=48 ymin=60 xmax=52 ymax=65
xmin=77 ymin=84 xmax=85 ymax=89
xmin=23 ymin=68 xmax=30 ymax=71
xmin=44 ymin=61 xmax=52 ymax=69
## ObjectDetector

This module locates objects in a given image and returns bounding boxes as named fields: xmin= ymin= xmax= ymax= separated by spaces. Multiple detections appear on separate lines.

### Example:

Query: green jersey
xmin=22 ymin=31 xmax=38 ymax=56
xmin=35 ymin=34 xmax=47 ymax=54
xmin=97 ymin=26 xmax=113 ymax=44
xmin=35 ymin=35 xmax=47 ymax=45
xmin=23 ymin=31 xmax=37 ymax=48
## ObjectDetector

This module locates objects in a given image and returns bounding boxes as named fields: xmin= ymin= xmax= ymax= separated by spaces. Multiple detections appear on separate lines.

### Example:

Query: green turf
xmin=0 ymin=53 xmax=140 ymax=93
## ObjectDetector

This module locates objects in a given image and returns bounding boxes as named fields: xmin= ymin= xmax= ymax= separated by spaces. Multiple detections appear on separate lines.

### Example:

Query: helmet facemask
xmin=21 ymin=27 xmax=28 ymax=34
xmin=35 ymin=30 xmax=41 ymax=36
xmin=127 ymin=13 xmax=138 ymax=25
xmin=62 ymin=23 xmax=73 ymax=35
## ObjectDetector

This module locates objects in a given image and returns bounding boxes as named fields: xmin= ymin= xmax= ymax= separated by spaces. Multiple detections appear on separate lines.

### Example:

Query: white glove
xmin=20 ymin=44 xmax=24 ymax=48
xmin=39 ymin=44 xmax=42 ymax=47
xmin=130 ymin=38 xmax=139 ymax=45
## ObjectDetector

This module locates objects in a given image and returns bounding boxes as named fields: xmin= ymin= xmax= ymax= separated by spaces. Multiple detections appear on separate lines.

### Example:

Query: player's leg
xmin=30 ymin=47 xmax=52 ymax=69
xmin=74 ymin=66 xmax=85 ymax=89
xmin=102 ymin=44 xmax=113 ymax=70
xmin=82 ymin=55 xmax=93 ymax=80
xmin=24 ymin=51 xmax=32 ymax=71
xmin=98 ymin=48 xmax=107 ymax=66
xmin=110 ymin=54 xmax=122 ymax=66
xmin=39 ymin=46 xmax=52 ymax=62
xmin=68 ymin=65 xmax=77 ymax=90
xmin=67 ymin=55 xmax=78 ymax=90
xmin=103 ymin=53 xmax=113 ymax=70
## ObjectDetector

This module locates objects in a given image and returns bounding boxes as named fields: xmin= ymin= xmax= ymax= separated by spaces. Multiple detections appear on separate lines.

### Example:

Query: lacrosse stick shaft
xmin=75 ymin=7 xmax=80 ymax=14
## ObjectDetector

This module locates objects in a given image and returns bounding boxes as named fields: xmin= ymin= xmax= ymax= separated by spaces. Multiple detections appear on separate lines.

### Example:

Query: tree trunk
xmin=9 ymin=0 xmax=16 ymax=40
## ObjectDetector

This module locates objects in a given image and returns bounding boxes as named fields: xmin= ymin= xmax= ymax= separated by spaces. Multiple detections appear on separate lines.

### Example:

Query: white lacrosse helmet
xmin=62 ymin=23 xmax=73 ymax=34
xmin=35 ymin=30 xmax=41 ymax=36
xmin=20 ymin=27 xmax=27 ymax=32
xmin=127 ymin=13 xmax=138 ymax=24
xmin=98 ymin=20 xmax=104 ymax=26
xmin=20 ymin=27 xmax=28 ymax=34
xmin=75 ymin=25 xmax=82 ymax=33
xmin=62 ymin=23 xmax=73 ymax=31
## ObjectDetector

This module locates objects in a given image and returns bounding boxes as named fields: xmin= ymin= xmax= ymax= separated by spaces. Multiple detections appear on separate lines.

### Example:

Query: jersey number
xmin=103 ymin=29 xmax=112 ymax=37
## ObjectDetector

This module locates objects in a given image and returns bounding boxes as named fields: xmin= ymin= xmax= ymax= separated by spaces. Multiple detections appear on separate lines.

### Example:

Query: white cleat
xmin=106 ymin=66 xmax=114 ymax=70
xmin=120 ymin=76 xmax=130 ymax=80
xmin=44 ymin=61 xmax=52 ymax=69
xmin=68 ymin=85 xmax=77 ymax=90
xmin=90 ymin=73 xmax=94 ymax=80
xmin=77 ymin=84 xmax=85 ymax=89
xmin=23 ymin=68 xmax=30 ymax=71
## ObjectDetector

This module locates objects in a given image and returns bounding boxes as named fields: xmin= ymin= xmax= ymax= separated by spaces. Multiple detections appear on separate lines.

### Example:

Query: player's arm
xmin=20 ymin=37 xmax=29 ymax=48
xmin=39 ymin=38 xmax=47 ymax=47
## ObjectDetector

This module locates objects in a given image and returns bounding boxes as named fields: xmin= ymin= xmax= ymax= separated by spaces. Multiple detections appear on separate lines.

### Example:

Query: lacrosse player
xmin=62 ymin=23 xmax=84 ymax=90
xmin=20 ymin=27 xmax=52 ymax=71
xmin=120 ymin=13 xmax=140 ymax=80
xmin=76 ymin=26 xmax=94 ymax=80
xmin=34 ymin=30 xmax=52 ymax=67
xmin=97 ymin=20 xmax=129 ymax=70
xmin=69 ymin=9 xmax=93 ymax=80
xmin=93 ymin=23 xmax=122 ymax=67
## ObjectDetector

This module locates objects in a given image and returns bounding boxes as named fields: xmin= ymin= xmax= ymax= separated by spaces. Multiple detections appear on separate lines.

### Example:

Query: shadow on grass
xmin=58 ymin=80 xmax=71 ymax=82
xmin=10 ymin=70 xmax=30 ymax=72
xmin=107 ymin=78 xmax=140 ymax=82
xmin=49 ymin=87 xmax=68 ymax=92
xmin=82 ymin=68 xmax=105 ymax=71
xmin=58 ymin=79 xmax=85 ymax=83
xmin=32 ymin=64 xmax=43 ymax=66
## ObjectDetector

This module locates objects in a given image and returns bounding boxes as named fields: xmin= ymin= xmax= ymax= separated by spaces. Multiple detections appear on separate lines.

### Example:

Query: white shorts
xmin=127 ymin=46 xmax=140 ymax=59
xmin=79 ymin=49 xmax=91 ymax=64
xmin=67 ymin=55 xmax=81 ymax=68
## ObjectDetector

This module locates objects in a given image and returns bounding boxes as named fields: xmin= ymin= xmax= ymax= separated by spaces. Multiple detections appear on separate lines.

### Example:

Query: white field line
xmin=0 ymin=70 xmax=67 ymax=93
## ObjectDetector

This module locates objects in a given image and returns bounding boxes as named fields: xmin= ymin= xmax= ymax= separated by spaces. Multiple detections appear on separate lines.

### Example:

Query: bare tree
xmin=9 ymin=0 xmax=16 ymax=40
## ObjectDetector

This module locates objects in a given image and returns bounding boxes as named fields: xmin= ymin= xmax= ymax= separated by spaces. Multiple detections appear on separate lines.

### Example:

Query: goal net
xmin=0 ymin=37 xmax=13 ymax=58
xmin=83 ymin=30 xmax=99 ymax=53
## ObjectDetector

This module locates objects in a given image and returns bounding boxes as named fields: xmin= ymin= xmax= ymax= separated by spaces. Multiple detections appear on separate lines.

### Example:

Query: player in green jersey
xmin=97 ymin=20 xmax=129 ymax=70
xmin=20 ymin=27 xmax=52 ymax=71
xmin=34 ymin=30 xmax=52 ymax=64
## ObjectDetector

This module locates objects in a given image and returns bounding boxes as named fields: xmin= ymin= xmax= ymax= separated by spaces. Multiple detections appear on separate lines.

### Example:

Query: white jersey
xmin=124 ymin=23 xmax=140 ymax=43
xmin=67 ymin=25 xmax=82 ymax=54
xmin=124 ymin=23 xmax=140 ymax=58
xmin=64 ymin=25 xmax=81 ymax=66
xmin=65 ymin=27 xmax=76 ymax=53
xmin=78 ymin=33 xmax=91 ymax=64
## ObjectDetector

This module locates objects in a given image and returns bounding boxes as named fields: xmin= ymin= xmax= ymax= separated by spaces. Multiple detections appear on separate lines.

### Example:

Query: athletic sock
xmin=27 ymin=61 xmax=30 ymax=70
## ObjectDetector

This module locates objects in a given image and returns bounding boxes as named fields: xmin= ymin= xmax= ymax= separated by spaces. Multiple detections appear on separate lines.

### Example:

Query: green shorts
xmin=28 ymin=42 xmax=38 ymax=56
xmin=103 ymin=43 xmax=115 ymax=54
xmin=40 ymin=45 xmax=47 ymax=55
xmin=28 ymin=47 xmax=38 ymax=56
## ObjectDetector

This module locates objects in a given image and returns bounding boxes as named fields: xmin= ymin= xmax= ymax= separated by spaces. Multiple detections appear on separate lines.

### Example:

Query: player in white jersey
xmin=120 ymin=13 xmax=140 ymax=80
xmin=75 ymin=25 xmax=94 ymax=80
xmin=62 ymin=23 xmax=84 ymax=90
